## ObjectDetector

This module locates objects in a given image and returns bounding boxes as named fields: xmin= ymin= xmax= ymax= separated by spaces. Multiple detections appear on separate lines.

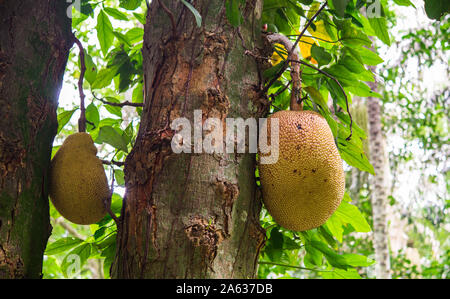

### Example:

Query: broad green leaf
xmin=119 ymin=0 xmax=141 ymax=10
xmin=132 ymin=82 xmax=144 ymax=103
xmin=85 ymin=103 xmax=100 ymax=131
xmin=304 ymin=86 xmax=328 ymax=109
xmin=96 ymin=10 xmax=114 ymax=57
xmin=133 ymin=12 xmax=146 ymax=24
xmin=181 ymin=0 xmax=202 ymax=27
xmin=393 ymin=0 xmax=415 ymax=7
xmin=61 ymin=243 xmax=92 ymax=278
xmin=368 ymin=17 xmax=390 ymax=46
xmin=339 ymin=55 xmax=366 ymax=74
xmin=325 ymin=214 xmax=344 ymax=242
xmin=320 ymin=267 xmax=362 ymax=279
xmin=57 ymin=109 xmax=77 ymax=134
xmin=305 ymin=244 xmax=323 ymax=266
xmin=125 ymin=28 xmax=144 ymax=44
xmin=225 ymin=0 xmax=242 ymax=27
xmin=342 ymin=254 xmax=375 ymax=267
xmin=332 ymin=0 xmax=350 ymax=17
xmin=310 ymin=241 xmax=348 ymax=270
xmin=103 ymin=97 xmax=123 ymax=117
xmin=311 ymin=44 xmax=332 ymax=66
xmin=96 ymin=126 xmax=129 ymax=153
xmin=338 ymin=138 xmax=374 ymax=174
xmin=346 ymin=81 xmax=383 ymax=98
xmin=79 ymin=53 xmax=97 ymax=85
xmin=334 ymin=201 xmax=371 ymax=232
xmin=424 ymin=0 xmax=450 ymax=20
xmin=113 ymin=31 xmax=132 ymax=47
xmin=45 ymin=237 xmax=83 ymax=255
xmin=114 ymin=169 xmax=125 ymax=186
xmin=91 ymin=67 xmax=118 ymax=90
xmin=356 ymin=47 xmax=384 ymax=65
xmin=104 ymin=7 xmax=128 ymax=21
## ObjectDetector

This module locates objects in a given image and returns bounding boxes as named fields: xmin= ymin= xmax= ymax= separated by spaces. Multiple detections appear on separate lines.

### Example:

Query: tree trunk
xmin=0 ymin=1 xmax=72 ymax=278
xmin=367 ymin=68 xmax=391 ymax=279
xmin=112 ymin=0 xmax=267 ymax=278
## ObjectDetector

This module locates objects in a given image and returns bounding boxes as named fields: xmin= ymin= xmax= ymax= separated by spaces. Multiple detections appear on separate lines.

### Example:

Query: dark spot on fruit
xmin=311 ymin=169 xmax=316 ymax=173
xmin=324 ymin=179 xmax=328 ymax=182
xmin=297 ymin=123 xmax=302 ymax=130
xmin=296 ymin=145 xmax=301 ymax=150
xmin=293 ymin=169 xmax=297 ymax=173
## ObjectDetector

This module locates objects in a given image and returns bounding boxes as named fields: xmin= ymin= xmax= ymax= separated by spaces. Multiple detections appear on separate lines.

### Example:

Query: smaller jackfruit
xmin=49 ymin=132 xmax=109 ymax=225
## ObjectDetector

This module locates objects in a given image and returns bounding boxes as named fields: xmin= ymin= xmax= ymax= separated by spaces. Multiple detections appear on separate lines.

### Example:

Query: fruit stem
xmin=265 ymin=33 xmax=302 ymax=111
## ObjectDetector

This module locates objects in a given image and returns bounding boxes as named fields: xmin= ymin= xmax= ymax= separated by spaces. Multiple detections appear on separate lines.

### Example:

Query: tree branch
xmin=92 ymin=92 xmax=143 ymax=107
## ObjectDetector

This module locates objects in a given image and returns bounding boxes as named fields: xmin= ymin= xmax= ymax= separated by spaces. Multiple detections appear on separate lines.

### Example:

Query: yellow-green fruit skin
xmin=259 ymin=110 xmax=345 ymax=231
xmin=49 ymin=132 xmax=109 ymax=225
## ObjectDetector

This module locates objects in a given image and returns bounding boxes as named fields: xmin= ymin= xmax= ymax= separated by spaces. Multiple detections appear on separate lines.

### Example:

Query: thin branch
xmin=73 ymin=35 xmax=86 ymax=133
xmin=288 ymin=58 xmax=353 ymax=141
xmin=258 ymin=261 xmax=332 ymax=272
xmin=103 ymin=167 xmax=120 ymax=226
xmin=92 ymin=92 xmax=143 ymax=107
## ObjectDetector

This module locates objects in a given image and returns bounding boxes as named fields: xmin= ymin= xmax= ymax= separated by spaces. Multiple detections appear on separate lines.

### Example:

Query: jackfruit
xmin=259 ymin=110 xmax=345 ymax=231
xmin=49 ymin=132 xmax=109 ymax=225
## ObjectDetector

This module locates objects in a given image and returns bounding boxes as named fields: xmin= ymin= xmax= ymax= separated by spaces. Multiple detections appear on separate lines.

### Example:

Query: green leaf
xmin=181 ymin=0 xmax=202 ymax=27
xmin=356 ymin=47 xmax=384 ymax=65
xmin=133 ymin=12 xmax=146 ymax=24
xmin=125 ymin=28 xmax=144 ymax=44
xmin=119 ymin=0 xmax=142 ymax=10
xmin=85 ymin=103 xmax=100 ymax=131
xmin=424 ymin=0 xmax=450 ymax=20
xmin=332 ymin=0 xmax=350 ymax=17
xmin=103 ymin=97 xmax=123 ymax=117
xmin=346 ymin=81 xmax=383 ymax=98
xmin=320 ymin=267 xmax=362 ymax=279
xmin=113 ymin=31 xmax=132 ymax=47
xmin=91 ymin=67 xmax=118 ymax=90
xmin=311 ymin=44 xmax=332 ymax=66
xmin=79 ymin=53 xmax=97 ymax=85
xmin=96 ymin=126 xmax=129 ymax=153
xmin=310 ymin=241 xmax=348 ymax=270
xmin=304 ymin=86 xmax=328 ymax=110
xmin=334 ymin=201 xmax=371 ymax=232
xmin=96 ymin=10 xmax=114 ymax=56
xmin=339 ymin=55 xmax=366 ymax=74
xmin=132 ymin=82 xmax=144 ymax=103
xmin=338 ymin=137 xmax=374 ymax=174
xmin=45 ymin=237 xmax=83 ymax=255
xmin=57 ymin=109 xmax=76 ymax=134
xmin=342 ymin=254 xmax=375 ymax=267
xmin=61 ymin=243 xmax=92 ymax=278
xmin=114 ymin=169 xmax=125 ymax=186
xmin=104 ymin=7 xmax=128 ymax=21
xmin=226 ymin=0 xmax=242 ymax=27
xmin=325 ymin=214 xmax=344 ymax=242
xmin=368 ymin=17 xmax=390 ymax=46
xmin=393 ymin=0 xmax=415 ymax=7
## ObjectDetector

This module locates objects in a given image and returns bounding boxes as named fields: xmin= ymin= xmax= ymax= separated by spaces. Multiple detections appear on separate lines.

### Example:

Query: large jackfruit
xmin=259 ymin=110 xmax=345 ymax=231
xmin=49 ymin=132 xmax=109 ymax=225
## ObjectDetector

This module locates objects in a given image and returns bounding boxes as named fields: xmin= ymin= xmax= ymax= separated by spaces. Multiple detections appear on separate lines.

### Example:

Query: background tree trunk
xmin=367 ymin=67 xmax=391 ymax=279
xmin=112 ymin=0 xmax=267 ymax=278
xmin=0 ymin=1 xmax=72 ymax=278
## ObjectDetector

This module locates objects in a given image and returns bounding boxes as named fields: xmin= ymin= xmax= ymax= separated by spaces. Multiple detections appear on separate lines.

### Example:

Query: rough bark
xmin=112 ymin=0 xmax=267 ymax=278
xmin=0 ymin=1 xmax=73 ymax=278
xmin=367 ymin=67 xmax=391 ymax=279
